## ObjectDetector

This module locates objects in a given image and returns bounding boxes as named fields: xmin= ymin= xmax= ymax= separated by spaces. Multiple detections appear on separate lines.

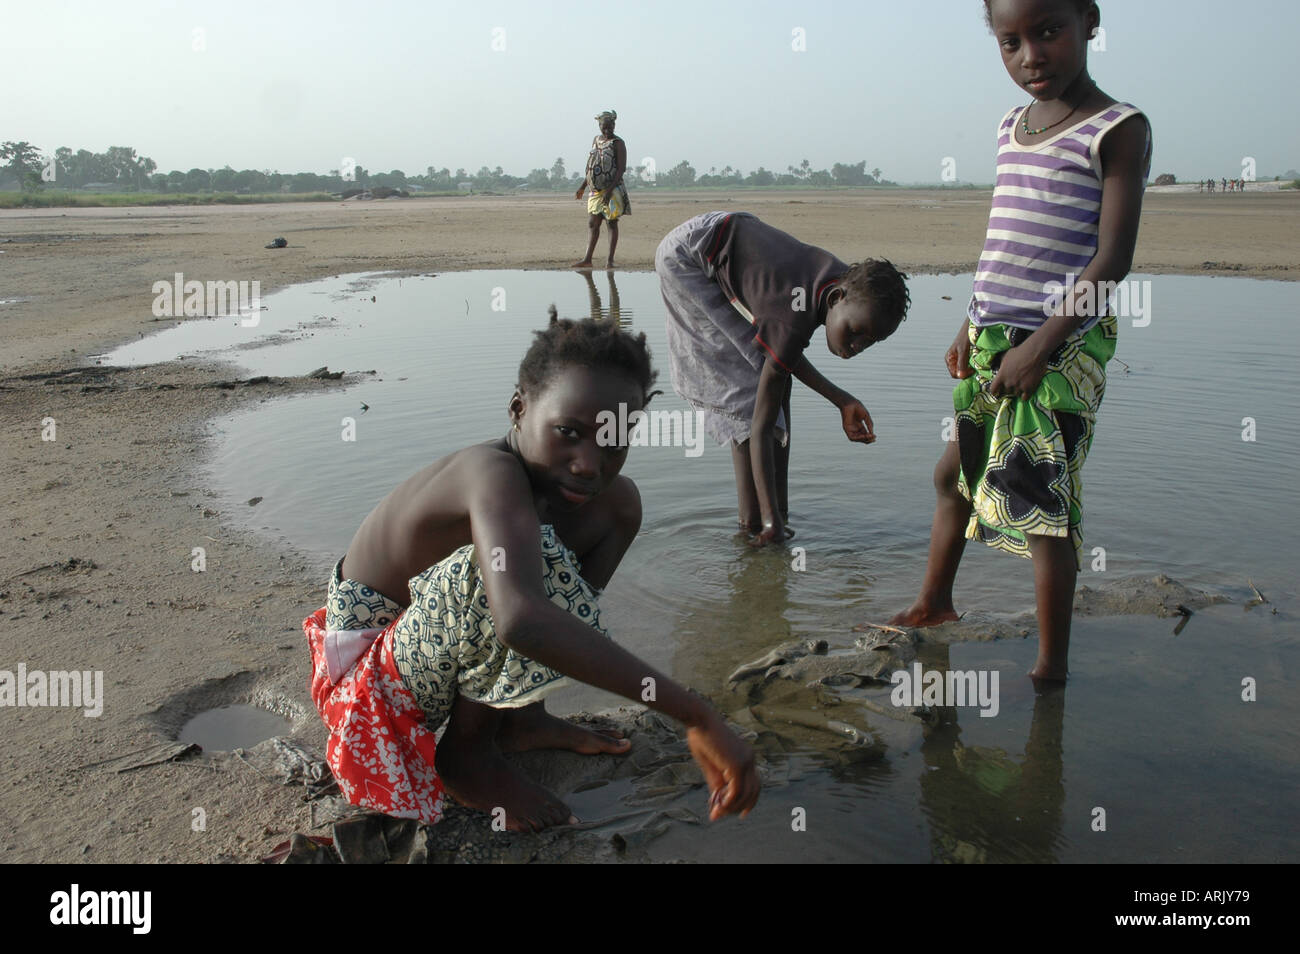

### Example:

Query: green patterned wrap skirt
xmin=954 ymin=314 xmax=1117 ymax=567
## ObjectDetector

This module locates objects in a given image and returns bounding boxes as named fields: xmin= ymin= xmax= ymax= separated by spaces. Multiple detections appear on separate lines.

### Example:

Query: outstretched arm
xmin=791 ymin=354 xmax=875 ymax=443
xmin=465 ymin=452 xmax=759 ymax=818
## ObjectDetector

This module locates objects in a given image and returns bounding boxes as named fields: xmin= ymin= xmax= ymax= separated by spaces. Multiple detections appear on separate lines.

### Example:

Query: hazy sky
xmin=4 ymin=0 xmax=1298 ymax=183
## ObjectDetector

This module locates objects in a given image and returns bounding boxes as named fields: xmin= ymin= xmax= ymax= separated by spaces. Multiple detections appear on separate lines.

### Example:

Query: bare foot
xmin=1028 ymin=662 xmax=1068 ymax=684
xmin=436 ymin=741 xmax=575 ymax=832
xmin=497 ymin=704 xmax=630 ymax=756
xmin=571 ymin=259 xmax=594 ymax=269
xmin=736 ymin=520 xmax=795 ymax=539
xmin=604 ymin=260 xmax=615 ymax=270
xmin=887 ymin=600 xmax=960 ymax=628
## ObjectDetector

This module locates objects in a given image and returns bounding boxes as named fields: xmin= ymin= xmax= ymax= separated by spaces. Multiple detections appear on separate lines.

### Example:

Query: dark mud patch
xmin=1072 ymin=573 xmax=1230 ymax=617
xmin=270 ymin=706 xmax=780 ymax=864
xmin=903 ymin=574 xmax=1230 ymax=646
xmin=721 ymin=574 xmax=1232 ymax=758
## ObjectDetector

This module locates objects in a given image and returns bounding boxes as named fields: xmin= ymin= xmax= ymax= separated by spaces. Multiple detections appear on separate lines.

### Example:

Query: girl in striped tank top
xmin=890 ymin=0 xmax=1151 ymax=683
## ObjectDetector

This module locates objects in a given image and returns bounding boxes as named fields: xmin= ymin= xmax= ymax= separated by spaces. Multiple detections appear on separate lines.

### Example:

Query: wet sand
xmin=1 ymin=189 xmax=1297 ymax=862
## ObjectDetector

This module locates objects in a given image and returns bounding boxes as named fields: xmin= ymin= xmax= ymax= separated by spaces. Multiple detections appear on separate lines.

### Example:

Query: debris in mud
xmin=723 ymin=633 xmax=920 ymax=759
xmin=722 ymin=575 xmax=1231 ymax=758
xmin=78 ymin=741 xmax=202 ymax=774
xmin=264 ymin=237 xmax=288 ymax=249
xmin=332 ymin=814 xmax=390 ymax=864
xmin=263 ymin=833 xmax=338 ymax=864
xmin=246 ymin=496 xmax=263 ymax=506
xmin=1246 ymin=580 xmax=1270 ymax=611
xmin=17 ymin=556 xmax=97 ymax=577
xmin=306 ymin=366 xmax=344 ymax=380
xmin=201 ymin=376 xmax=289 ymax=390
xmin=726 ymin=635 xmax=912 ymax=697
xmin=236 ymin=737 xmax=329 ymax=790
xmin=272 ymin=707 xmax=730 ymax=864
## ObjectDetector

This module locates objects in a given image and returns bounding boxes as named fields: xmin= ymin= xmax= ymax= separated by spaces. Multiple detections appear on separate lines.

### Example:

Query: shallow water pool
xmin=100 ymin=268 xmax=1300 ymax=861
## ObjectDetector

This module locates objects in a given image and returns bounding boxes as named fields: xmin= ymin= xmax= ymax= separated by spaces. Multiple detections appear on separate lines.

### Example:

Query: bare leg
xmin=1026 ymin=534 xmax=1076 ymax=683
xmin=581 ymin=270 xmax=601 ymax=320
xmin=776 ymin=377 xmax=792 ymax=522
xmin=732 ymin=439 xmax=761 ymax=532
xmin=606 ymin=270 xmax=623 ymax=326
xmin=434 ymin=695 xmax=574 ymax=832
xmin=605 ymin=219 xmax=618 ymax=268
xmin=888 ymin=440 xmax=969 ymax=626
xmin=497 ymin=700 xmax=630 ymax=755
xmin=571 ymin=214 xmax=602 ymax=268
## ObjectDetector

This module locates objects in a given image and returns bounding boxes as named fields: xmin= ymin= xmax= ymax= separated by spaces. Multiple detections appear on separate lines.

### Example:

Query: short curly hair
xmin=839 ymin=258 xmax=911 ymax=328
xmin=983 ymin=0 xmax=1096 ymax=30
xmin=517 ymin=308 xmax=660 ymax=406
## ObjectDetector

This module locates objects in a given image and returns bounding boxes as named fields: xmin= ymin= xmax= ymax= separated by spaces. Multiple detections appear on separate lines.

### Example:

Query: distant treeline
xmin=1 ymin=142 xmax=909 ymax=194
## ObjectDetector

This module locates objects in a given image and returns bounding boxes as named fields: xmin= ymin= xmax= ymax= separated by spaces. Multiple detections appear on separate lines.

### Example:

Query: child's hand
xmin=946 ymin=326 xmax=974 ymax=379
xmin=990 ymin=342 xmax=1048 ymax=401
xmin=686 ymin=712 xmax=760 ymax=821
xmin=838 ymin=397 xmax=876 ymax=444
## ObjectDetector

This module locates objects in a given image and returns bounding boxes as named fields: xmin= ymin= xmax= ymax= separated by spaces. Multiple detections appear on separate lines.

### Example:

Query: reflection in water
xmin=672 ymin=539 xmax=796 ymax=690
xmin=918 ymin=644 xmax=1066 ymax=863
xmin=578 ymin=269 xmax=628 ymax=329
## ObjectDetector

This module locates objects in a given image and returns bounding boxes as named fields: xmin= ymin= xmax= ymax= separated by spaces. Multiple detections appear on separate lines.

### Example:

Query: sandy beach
xmin=2 ymin=188 xmax=1297 ymax=863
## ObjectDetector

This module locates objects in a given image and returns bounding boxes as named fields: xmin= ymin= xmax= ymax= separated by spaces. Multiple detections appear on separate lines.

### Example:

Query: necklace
xmin=1022 ymin=81 xmax=1095 ymax=136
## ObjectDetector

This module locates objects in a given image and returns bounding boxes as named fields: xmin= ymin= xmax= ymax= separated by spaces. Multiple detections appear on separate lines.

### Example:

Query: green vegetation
xmin=0 ymin=190 xmax=340 ymax=209
xmin=1 ymin=140 xmax=990 ymax=208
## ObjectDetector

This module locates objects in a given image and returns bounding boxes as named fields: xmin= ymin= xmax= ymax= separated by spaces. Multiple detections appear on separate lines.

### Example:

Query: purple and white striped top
xmin=967 ymin=102 xmax=1150 ymax=331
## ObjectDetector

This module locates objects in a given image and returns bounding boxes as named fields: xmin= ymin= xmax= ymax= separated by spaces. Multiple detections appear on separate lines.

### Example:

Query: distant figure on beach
xmin=889 ymin=0 xmax=1152 ymax=684
xmin=656 ymin=211 xmax=910 ymax=545
xmin=1221 ymin=177 xmax=1228 ymax=193
xmin=1198 ymin=180 xmax=1204 ymax=193
xmin=303 ymin=317 xmax=758 ymax=830
xmin=572 ymin=110 xmax=628 ymax=270
xmin=1207 ymin=177 xmax=1214 ymax=193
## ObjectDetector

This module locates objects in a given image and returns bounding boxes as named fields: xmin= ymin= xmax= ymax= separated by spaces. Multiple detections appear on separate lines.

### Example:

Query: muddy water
xmin=178 ymin=704 xmax=292 ymax=752
xmin=100 ymin=269 xmax=1300 ymax=862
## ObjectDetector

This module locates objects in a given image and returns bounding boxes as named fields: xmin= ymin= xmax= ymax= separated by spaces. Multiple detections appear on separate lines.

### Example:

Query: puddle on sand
xmin=177 ymin=704 xmax=292 ymax=752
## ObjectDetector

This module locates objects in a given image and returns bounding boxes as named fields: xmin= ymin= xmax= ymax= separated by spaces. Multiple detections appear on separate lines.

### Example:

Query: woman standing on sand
xmin=573 ymin=110 xmax=628 ymax=269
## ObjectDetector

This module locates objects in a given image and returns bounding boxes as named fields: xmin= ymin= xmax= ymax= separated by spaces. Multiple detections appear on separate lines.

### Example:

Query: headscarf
xmin=595 ymin=110 xmax=617 ymax=125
